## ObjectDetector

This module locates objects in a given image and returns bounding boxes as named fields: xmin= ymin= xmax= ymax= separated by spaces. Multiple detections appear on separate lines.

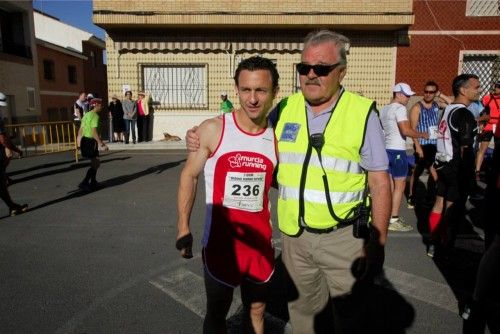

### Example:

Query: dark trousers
xmin=124 ymin=119 xmax=136 ymax=143
xmin=137 ymin=115 xmax=149 ymax=142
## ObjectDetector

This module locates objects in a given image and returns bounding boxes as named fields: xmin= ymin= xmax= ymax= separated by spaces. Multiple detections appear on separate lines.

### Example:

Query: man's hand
xmin=354 ymin=228 xmax=385 ymax=281
xmin=185 ymin=126 xmax=200 ymax=152
xmin=360 ymin=233 xmax=385 ymax=281
xmin=176 ymin=232 xmax=193 ymax=259
xmin=415 ymin=146 xmax=424 ymax=159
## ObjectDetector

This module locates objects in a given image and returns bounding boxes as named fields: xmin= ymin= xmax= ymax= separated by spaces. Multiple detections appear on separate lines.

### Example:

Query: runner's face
xmin=299 ymin=42 xmax=346 ymax=108
xmin=236 ymin=69 xmax=277 ymax=122
xmin=463 ymin=78 xmax=481 ymax=102
xmin=423 ymin=85 xmax=437 ymax=103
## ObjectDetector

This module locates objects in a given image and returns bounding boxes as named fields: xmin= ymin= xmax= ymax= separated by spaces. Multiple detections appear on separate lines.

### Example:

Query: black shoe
xmin=10 ymin=204 xmax=28 ymax=216
xmin=133 ymin=141 xmax=136 ymax=144
xmin=125 ymin=141 xmax=129 ymax=144
xmin=78 ymin=182 xmax=91 ymax=192
xmin=89 ymin=181 xmax=102 ymax=190
xmin=5 ymin=176 xmax=13 ymax=187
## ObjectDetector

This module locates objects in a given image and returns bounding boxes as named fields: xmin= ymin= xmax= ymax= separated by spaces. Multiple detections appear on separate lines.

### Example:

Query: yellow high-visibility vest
xmin=275 ymin=90 xmax=374 ymax=236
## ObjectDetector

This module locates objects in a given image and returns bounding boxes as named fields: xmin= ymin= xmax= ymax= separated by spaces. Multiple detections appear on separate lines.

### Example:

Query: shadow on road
xmin=231 ymin=247 xmax=415 ymax=333
xmin=409 ymin=170 xmax=486 ymax=326
xmin=27 ymin=159 xmax=185 ymax=212
xmin=9 ymin=157 xmax=132 ymax=184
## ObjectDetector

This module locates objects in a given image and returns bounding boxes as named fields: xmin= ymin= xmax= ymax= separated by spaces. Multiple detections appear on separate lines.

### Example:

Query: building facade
xmin=34 ymin=10 xmax=107 ymax=122
xmin=0 ymin=1 xmax=41 ymax=124
xmin=94 ymin=0 xmax=415 ymax=140
xmin=396 ymin=0 xmax=500 ymax=98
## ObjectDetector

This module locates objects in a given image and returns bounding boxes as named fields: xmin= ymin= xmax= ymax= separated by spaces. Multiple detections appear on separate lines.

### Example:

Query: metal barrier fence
xmin=5 ymin=121 xmax=79 ymax=162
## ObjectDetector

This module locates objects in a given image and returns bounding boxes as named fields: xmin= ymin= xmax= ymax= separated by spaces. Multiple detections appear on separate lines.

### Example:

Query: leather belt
xmin=303 ymin=221 xmax=353 ymax=234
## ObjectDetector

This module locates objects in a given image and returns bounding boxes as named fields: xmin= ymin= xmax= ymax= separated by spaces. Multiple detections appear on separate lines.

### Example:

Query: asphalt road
xmin=0 ymin=150 xmax=488 ymax=333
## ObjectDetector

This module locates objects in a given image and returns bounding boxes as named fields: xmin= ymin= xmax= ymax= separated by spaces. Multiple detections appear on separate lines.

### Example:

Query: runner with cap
xmin=77 ymin=98 xmax=108 ymax=191
xmin=379 ymin=83 xmax=429 ymax=232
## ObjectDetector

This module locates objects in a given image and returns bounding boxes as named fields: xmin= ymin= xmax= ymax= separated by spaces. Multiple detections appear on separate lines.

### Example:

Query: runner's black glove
xmin=176 ymin=233 xmax=193 ymax=259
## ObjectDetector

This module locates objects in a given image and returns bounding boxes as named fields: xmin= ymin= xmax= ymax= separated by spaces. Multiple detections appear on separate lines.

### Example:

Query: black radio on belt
xmin=352 ymin=202 xmax=370 ymax=239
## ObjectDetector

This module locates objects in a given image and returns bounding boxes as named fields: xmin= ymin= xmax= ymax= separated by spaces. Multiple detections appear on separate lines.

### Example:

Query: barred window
xmin=143 ymin=64 xmax=207 ymax=109
xmin=43 ymin=59 xmax=55 ymax=80
xmin=461 ymin=53 xmax=500 ymax=98
xmin=466 ymin=0 xmax=500 ymax=17
xmin=26 ymin=87 xmax=35 ymax=111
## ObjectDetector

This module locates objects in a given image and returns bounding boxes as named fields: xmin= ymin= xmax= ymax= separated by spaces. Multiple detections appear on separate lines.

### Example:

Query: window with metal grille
xmin=466 ymin=0 xmax=500 ymax=16
xmin=461 ymin=53 xmax=500 ymax=98
xmin=142 ymin=64 xmax=207 ymax=109
xmin=68 ymin=65 xmax=77 ymax=84
xmin=26 ymin=87 xmax=35 ymax=111
xmin=43 ymin=59 xmax=55 ymax=80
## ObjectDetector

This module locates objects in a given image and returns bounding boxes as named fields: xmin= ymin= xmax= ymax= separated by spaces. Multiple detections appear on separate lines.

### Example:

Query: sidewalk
xmin=105 ymin=140 xmax=187 ymax=150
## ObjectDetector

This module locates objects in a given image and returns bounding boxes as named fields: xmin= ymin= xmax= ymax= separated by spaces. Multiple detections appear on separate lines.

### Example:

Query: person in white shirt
xmin=379 ymin=83 xmax=428 ymax=232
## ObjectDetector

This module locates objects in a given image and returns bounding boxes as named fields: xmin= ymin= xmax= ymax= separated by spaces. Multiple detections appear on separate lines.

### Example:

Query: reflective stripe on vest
xmin=279 ymin=185 xmax=364 ymax=204
xmin=279 ymin=151 xmax=363 ymax=175
xmin=275 ymin=91 xmax=373 ymax=236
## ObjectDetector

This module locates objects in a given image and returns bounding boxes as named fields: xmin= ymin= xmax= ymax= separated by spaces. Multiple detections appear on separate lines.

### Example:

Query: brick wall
xmin=396 ymin=0 xmax=500 ymax=96
xmin=36 ymin=44 xmax=84 ymax=121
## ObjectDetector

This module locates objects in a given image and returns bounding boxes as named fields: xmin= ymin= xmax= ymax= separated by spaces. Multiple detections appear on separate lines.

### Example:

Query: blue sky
xmin=32 ymin=0 xmax=106 ymax=40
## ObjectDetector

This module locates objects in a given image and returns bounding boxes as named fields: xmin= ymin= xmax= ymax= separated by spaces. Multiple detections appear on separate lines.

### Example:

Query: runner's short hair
xmin=234 ymin=56 xmax=279 ymax=90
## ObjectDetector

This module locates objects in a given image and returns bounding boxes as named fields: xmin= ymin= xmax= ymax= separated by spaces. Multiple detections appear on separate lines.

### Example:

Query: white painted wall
xmin=34 ymin=11 xmax=92 ymax=52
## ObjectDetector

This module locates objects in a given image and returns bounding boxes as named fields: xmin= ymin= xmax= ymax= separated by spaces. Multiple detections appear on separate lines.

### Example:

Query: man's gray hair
xmin=303 ymin=30 xmax=349 ymax=65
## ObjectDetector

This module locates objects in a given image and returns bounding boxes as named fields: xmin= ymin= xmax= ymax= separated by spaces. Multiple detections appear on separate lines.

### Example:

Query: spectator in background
xmin=136 ymin=92 xmax=150 ymax=142
xmin=0 ymin=91 xmax=28 ymax=216
xmin=122 ymin=91 xmax=137 ymax=144
xmin=108 ymin=94 xmax=125 ymax=142
xmin=73 ymin=91 xmax=88 ymax=123
xmin=219 ymin=92 xmax=234 ymax=114
xmin=379 ymin=83 xmax=428 ymax=232
xmin=475 ymin=80 xmax=500 ymax=178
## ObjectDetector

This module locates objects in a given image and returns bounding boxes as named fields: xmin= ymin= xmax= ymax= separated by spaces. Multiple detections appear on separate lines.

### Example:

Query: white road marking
xmin=149 ymin=267 xmax=241 ymax=318
xmin=381 ymin=266 xmax=458 ymax=314
xmin=55 ymin=254 xmax=202 ymax=334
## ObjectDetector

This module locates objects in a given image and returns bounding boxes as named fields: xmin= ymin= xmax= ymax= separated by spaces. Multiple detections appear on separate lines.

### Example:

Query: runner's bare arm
xmin=177 ymin=119 xmax=221 ymax=257
xmin=409 ymin=104 xmax=423 ymax=157
xmin=397 ymin=120 xmax=429 ymax=140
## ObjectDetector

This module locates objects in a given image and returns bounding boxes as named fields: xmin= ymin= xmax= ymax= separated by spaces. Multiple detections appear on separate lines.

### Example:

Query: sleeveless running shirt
xmin=416 ymin=101 xmax=439 ymax=145
xmin=202 ymin=112 xmax=278 ymax=287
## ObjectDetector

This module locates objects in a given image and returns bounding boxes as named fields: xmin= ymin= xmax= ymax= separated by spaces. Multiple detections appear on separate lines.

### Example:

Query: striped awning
xmin=114 ymin=34 xmax=304 ymax=53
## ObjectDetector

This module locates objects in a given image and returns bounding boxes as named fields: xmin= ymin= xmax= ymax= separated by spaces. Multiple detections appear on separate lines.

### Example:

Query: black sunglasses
xmin=424 ymin=90 xmax=437 ymax=94
xmin=296 ymin=63 xmax=342 ymax=76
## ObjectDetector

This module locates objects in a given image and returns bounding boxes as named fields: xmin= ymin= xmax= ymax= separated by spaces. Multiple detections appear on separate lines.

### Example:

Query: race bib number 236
xmin=223 ymin=172 xmax=265 ymax=212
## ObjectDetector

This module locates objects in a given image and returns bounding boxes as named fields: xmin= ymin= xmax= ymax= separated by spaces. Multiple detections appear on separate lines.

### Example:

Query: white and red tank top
xmin=202 ymin=112 xmax=278 ymax=247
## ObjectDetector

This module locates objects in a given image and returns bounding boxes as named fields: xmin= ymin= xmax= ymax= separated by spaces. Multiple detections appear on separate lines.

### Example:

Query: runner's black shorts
xmin=478 ymin=130 xmax=494 ymax=142
xmin=414 ymin=144 xmax=437 ymax=169
xmin=80 ymin=137 xmax=99 ymax=158
xmin=435 ymin=160 xmax=460 ymax=202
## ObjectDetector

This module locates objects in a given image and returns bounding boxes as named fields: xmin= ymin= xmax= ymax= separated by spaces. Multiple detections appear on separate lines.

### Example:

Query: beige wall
xmin=106 ymin=32 xmax=395 ymax=139
xmin=95 ymin=0 xmax=413 ymax=13
xmin=0 ymin=59 xmax=39 ymax=122
xmin=0 ymin=0 xmax=40 ymax=123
